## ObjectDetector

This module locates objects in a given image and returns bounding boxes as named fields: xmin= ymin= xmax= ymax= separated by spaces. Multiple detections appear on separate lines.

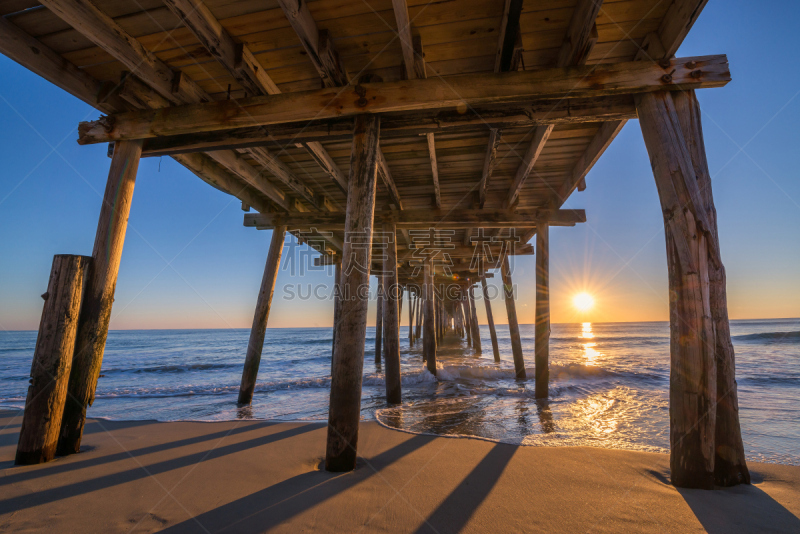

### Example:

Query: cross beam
xmin=78 ymin=55 xmax=730 ymax=145
xmin=244 ymin=208 xmax=586 ymax=230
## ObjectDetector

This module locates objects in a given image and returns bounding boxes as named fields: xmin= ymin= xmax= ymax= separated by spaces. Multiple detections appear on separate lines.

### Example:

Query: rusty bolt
xmin=690 ymin=69 xmax=703 ymax=78
xmin=659 ymin=58 xmax=671 ymax=69
xmin=357 ymin=97 xmax=368 ymax=107
xmin=662 ymin=69 xmax=676 ymax=83
xmin=685 ymin=60 xmax=697 ymax=69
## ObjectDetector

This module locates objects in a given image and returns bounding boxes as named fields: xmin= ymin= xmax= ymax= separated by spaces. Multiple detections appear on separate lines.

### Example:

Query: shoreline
xmin=2 ymin=410 xmax=800 ymax=532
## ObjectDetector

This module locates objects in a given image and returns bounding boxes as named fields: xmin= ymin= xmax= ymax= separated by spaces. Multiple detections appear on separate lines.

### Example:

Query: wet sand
xmin=0 ymin=409 xmax=798 ymax=533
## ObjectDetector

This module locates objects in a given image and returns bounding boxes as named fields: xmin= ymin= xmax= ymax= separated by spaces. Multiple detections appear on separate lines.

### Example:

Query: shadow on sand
xmin=679 ymin=474 xmax=800 ymax=533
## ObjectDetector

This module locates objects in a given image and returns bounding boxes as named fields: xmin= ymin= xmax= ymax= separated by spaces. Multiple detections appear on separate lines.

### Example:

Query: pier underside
xmin=2 ymin=0 xmax=749 ymax=487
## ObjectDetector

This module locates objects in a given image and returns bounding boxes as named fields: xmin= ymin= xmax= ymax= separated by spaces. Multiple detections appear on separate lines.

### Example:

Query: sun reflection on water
xmin=581 ymin=323 xmax=603 ymax=366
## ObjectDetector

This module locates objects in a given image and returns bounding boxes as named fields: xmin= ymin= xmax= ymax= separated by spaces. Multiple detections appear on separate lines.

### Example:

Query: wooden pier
xmin=2 ymin=0 xmax=749 ymax=488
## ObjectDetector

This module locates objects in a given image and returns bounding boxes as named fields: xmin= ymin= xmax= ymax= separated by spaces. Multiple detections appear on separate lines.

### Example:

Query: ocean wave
xmin=102 ymin=362 xmax=241 ymax=374
xmin=733 ymin=331 xmax=800 ymax=344
xmin=432 ymin=362 xmax=662 ymax=382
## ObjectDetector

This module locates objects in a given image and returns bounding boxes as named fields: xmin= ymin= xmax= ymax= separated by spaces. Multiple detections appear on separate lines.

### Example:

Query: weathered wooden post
xmin=423 ymin=261 xmax=437 ymax=374
xmin=501 ymin=256 xmax=526 ymax=379
xmin=16 ymin=255 xmax=91 ymax=465
xmin=238 ymin=226 xmax=287 ymax=405
xmin=415 ymin=290 xmax=423 ymax=341
xmin=481 ymin=277 xmax=501 ymax=362
xmin=535 ymin=221 xmax=550 ymax=398
xmin=332 ymin=260 xmax=342 ymax=358
xmin=326 ymin=115 xmax=380 ymax=472
xmin=383 ymin=224 xmax=401 ymax=403
xmin=58 ymin=140 xmax=142 ymax=456
xmin=408 ymin=290 xmax=414 ymax=344
xmin=673 ymin=90 xmax=749 ymax=486
xmin=375 ymin=276 xmax=384 ymax=364
xmin=637 ymin=90 xmax=748 ymax=488
xmin=462 ymin=292 xmax=472 ymax=347
xmin=469 ymin=283 xmax=482 ymax=353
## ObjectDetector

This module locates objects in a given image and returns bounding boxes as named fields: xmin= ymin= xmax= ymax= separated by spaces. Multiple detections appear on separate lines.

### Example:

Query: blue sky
xmin=1 ymin=0 xmax=798 ymax=331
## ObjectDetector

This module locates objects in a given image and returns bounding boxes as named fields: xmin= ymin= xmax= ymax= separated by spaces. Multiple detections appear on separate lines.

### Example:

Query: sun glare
xmin=573 ymin=292 xmax=595 ymax=312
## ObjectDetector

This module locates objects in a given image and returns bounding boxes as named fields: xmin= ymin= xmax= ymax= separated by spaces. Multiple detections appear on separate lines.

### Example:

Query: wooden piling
xmin=535 ymin=222 xmax=550 ymax=398
xmin=482 ymin=277 xmax=501 ymax=362
xmin=16 ymin=255 xmax=91 ymax=465
xmin=375 ymin=276 xmax=384 ymax=364
xmin=501 ymin=256 xmax=526 ymax=379
xmin=332 ymin=260 xmax=342 ymax=358
xmin=407 ymin=293 xmax=413 ymax=343
xmin=423 ymin=261 xmax=437 ymax=374
xmin=469 ymin=284 xmax=482 ymax=354
xmin=673 ymin=90 xmax=749 ymax=486
xmin=238 ymin=225 xmax=286 ymax=405
xmin=383 ymin=224 xmax=401 ymax=403
xmin=58 ymin=139 xmax=142 ymax=456
xmin=326 ymin=114 xmax=380 ymax=472
xmin=637 ymin=91 xmax=719 ymax=489
xmin=462 ymin=293 xmax=472 ymax=347
xmin=414 ymin=292 xmax=425 ymax=342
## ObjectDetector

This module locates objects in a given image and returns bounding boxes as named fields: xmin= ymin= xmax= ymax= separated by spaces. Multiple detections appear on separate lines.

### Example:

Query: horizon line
xmin=2 ymin=317 xmax=798 ymax=333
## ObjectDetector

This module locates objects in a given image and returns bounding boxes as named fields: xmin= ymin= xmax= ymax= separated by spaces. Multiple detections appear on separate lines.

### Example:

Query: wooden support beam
xmin=162 ymin=0 xmax=279 ymax=97
xmin=426 ymin=133 xmax=442 ymax=209
xmin=39 ymin=0 xmax=207 ymax=105
xmin=301 ymin=141 xmax=349 ymax=193
xmin=481 ymin=276 xmax=501 ymax=363
xmin=138 ymin=95 xmax=638 ymax=157
xmin=462 ymin=293 xmax=472 ymax=348
xmin=501 ymin=256 xmax=525 ymax=380
xmin=383 ymin=224 xmax=401 ymax=404
xmin=659 ymin=1 xmax=709 ymax=59
xmin=506 ymin=0 xmax=604 ymax=210
xmin=504 ymin=125 xmax=554 ymax=208
xmin=332 ymin=261 xmax=342 ymax=358
xmin=556 ymin=0 xmax=605 ymax=68
xmin=78 ymin=56 xmax=731 ymax=145
xmin=0 ymin=16 xmax=125 ymax=115
xmin=173 ymin=152 xmax=271 ymax=213
xmin=423 ymin=261 xmax=436 ymax=374
xmin=469 ymin=284 xmax=481 ymax=354
xmin=57 ymin=140 xmax=142 ymax=455
xmin=238 ymin=226 xmax=286 ymax=405
xmin=392 ymin=0 xmax=417 ymax=81
xmin=377 ymin=148 xmax=404 ymax=210
xmin=552 ymin=0 xmax=709 ymax=209
xmin=636 ymin=90 xmax=740 ymax=489
xmin=35 ymin=0 xmax=288 ymax=216
xmin=495 ymin=0 xmax=524 ymax=73
xmin=552 ymin=120 xmax=625 ymax=206
xmin=206 ymin=150 xmax=289 ymax=211
xmin=671 ymin=90 xmax=749 ymax=487
xmin=375 ymin=276 xmax=384 ymax=364
xmin=408 ymin=288 xmax=414 ymax=344
xmin=535 ymin=221 xmax=550 ymax=398
xmin=415 ymin=289 xmax=423 ymax=341
xmin=245 ymin=208 xmax=585 ymax=230
xmin=244 ymin=147 xmax=325 ymax=211
xmin=277 ymin=0 xmax=348 ymax=87
xmin=162 ymin=0 xmax=346 ymax=212
xmin=326 ymin=115 xmax=380 ymax=472
xmin=16 ymin=255 xmax=90 ymax=465
xmin=478 ymin=129 xmax=501 ymax=209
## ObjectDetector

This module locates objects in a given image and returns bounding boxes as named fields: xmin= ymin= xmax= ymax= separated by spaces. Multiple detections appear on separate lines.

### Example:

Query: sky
xmin=1 ymin=0 xmax=799 ymax=331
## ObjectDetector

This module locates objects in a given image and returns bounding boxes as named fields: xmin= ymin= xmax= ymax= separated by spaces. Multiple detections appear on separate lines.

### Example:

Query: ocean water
xmin=1 ymin=319 xmax=799 ymax=465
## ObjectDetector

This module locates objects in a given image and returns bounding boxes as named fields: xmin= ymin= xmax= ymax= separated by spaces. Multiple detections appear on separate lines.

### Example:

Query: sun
xmin=573 ymin=292 xmax=595 ymax=312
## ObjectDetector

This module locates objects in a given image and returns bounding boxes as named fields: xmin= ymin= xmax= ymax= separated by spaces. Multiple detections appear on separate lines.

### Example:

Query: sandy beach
xmin=0 ymin=410 xmax=798 ymax=533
